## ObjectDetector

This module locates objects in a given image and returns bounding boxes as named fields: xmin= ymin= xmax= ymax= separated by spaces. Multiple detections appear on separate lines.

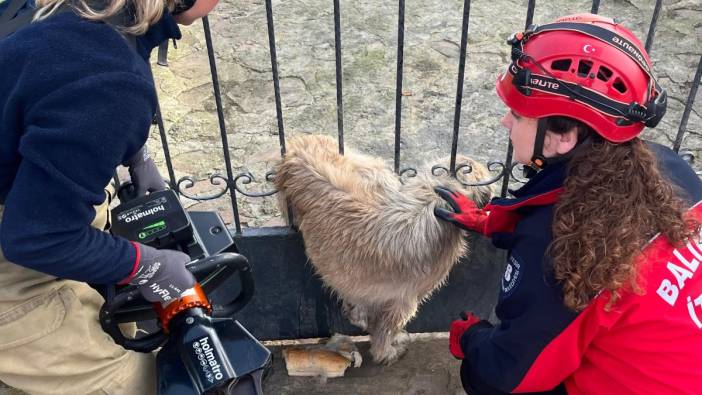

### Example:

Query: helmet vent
xmin=577 ymin=60 xmax=593 ymax=77
xmin=551 ymin=59 xmax=572 ymax=71
xmin=612 ymin=78 xmax=627 ymax=93
xmin=597 ymin=66 xmax=613 ymax=82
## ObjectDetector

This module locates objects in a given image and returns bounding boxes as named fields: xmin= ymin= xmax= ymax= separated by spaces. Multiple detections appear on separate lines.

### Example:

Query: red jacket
xmin=460 ymin=142 xmax=702 ymax=394
xmin=520 ymin=202 xmax=702 ymax=394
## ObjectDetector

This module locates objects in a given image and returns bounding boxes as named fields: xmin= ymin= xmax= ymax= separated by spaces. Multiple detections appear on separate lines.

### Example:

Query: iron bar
xmin=524 ymin=0 xmax=536 ymax=28
xmin=394 ymin=0 xmax=405 ymax=174
xmin=203 ymin=16 xmax=243 ymax=233
xmin=499 ymin=141 xmax=514 ymax=197
xmin=154 ymin=103 xmax=177 ymax=189
xmin=333 ymin=0 xmax=345 ymax=154
xmin=500 ymin=0 xmax=536 ymax=197
xmin=265 ymin=0 xmax=286 ymax=156
xmin=590 ymin=0 xmax=600 ymax=15
xmin=500 ymin=0 xmax=540 ymax=197
xmin=645 ymin=0 xmax=663 ymax=53
xmin=449 ymin=0 xmax=472 ymax=176
xmin=673 ymin=53 xmax=702 ymax=153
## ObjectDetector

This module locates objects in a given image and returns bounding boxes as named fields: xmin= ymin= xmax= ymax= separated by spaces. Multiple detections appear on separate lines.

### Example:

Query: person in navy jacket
xmin=0 ymin=1 xmax=219 ymax=393
xmin=435 ymin=13 xmax=702 ymax=395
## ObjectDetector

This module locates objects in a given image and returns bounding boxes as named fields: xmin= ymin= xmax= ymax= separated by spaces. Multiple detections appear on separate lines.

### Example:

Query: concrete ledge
xmin=262 ymin=335 xmax=465 ymax=395
xmin=0 ymin=335 xmax=464 ymax=395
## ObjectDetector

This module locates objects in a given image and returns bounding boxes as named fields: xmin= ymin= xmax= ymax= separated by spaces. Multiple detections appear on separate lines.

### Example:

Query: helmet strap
xmin=524 ymin=118 xmax=549 ymax=178
xmin=523 ymin=119 xmax=595 ymax=178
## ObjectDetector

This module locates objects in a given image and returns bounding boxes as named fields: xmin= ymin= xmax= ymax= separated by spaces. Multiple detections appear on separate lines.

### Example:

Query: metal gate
xmin=131 ymin=0 xmax=702 ymax=339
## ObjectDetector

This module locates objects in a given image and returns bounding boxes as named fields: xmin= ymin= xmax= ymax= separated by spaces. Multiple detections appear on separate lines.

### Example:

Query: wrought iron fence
xmin=125 ymin=0 xmax=702 ymax=234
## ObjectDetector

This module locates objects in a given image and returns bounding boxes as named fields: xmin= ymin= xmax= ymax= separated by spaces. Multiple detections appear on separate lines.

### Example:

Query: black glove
xmin=125 ymin=146 xmax=166 ymax=197
xmin=128 ymin=243 xmax=196 ymax=305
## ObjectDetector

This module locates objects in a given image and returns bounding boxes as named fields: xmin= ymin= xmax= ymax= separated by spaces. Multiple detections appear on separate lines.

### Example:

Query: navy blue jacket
xmin=460 ymin=142 xmax=702 ymax=393
xmin=0 ymin=1 xmax=33 ymax=16
xmin=0 ymin=9 xmax=180 ymax=284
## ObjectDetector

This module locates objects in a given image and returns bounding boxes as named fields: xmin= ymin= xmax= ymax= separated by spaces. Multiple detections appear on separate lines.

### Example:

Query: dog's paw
xmin=372 ymin=343 xmax=408 ymax=365
xmin=392 ymin=331 xmax=410 ymax=346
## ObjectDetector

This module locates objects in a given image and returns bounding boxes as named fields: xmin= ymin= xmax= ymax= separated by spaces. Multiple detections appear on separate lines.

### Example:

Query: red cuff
xmin=118 ymin=241 xmax=141 ymax=285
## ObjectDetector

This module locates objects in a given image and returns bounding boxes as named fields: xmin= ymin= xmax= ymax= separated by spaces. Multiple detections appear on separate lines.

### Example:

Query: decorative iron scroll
xmin=168 ymin=148 xmax=702 ymax=204
xmin=400 ymin=160 xmax=524 ymax=188
xmin=398 ymin=167 xmax=417 ymax=179
xmin=174 ymin=171 xmax=279 ymax=201
xmin=233 ymin=171 xmax=278 ymax=197
xmin=176 ymin=174 xmax=229 ymax=201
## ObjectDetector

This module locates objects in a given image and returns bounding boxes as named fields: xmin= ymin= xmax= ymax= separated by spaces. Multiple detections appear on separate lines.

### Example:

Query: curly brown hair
xmin=545 ymin=117 xmax=700 ymax=311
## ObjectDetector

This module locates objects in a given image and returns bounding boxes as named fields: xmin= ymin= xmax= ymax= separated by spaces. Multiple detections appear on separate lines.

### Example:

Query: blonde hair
xmin=34 ymin=0 xmax=178 ymax=35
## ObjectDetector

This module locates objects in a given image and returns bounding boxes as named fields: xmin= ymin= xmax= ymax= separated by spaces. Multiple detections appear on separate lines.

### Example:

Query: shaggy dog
xmin=274 ymin=135 xmax=492 ymax=364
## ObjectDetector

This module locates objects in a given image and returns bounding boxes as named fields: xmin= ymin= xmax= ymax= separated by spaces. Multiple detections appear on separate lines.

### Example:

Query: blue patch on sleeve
xmin=500 ymin=252 xmax=523 ymax=299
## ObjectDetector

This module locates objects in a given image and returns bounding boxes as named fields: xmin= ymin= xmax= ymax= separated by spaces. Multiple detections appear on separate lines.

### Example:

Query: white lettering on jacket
xmin=656 ymin=236 xmax=702 ymax=328
xmin=657 ymin=240 xmax=701 ymax=306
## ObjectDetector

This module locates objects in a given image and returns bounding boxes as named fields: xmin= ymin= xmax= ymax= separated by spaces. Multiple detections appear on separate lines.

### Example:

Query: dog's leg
xmin=367 ymin=299 xmax=418 ymax=365
xmin=342 ymin=301 xmax=368 ymax=331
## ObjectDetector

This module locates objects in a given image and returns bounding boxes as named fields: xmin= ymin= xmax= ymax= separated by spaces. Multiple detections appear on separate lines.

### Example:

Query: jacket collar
xmin=490 ymin=160 xmax=568 ymax=209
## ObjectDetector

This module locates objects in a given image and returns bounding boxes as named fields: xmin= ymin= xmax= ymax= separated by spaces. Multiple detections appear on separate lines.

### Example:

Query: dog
xmin=273 ymin=134 xmax=492 ymax=364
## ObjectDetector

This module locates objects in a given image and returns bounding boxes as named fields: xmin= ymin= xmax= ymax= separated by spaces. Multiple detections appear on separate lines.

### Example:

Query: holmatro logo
xmin=122 ymin=205 xmax=165 ymax=223
xmin=192 ymin=336 xmax=224 ymax=382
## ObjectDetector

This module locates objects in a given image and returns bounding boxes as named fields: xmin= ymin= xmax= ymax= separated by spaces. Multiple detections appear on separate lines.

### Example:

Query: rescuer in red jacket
xmin=435 ymin=13 xmax=702 ymax=395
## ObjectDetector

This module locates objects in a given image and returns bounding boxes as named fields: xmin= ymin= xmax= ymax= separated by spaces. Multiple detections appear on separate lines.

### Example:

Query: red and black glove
xmin=434 ymin=186 xmax=489 ymax=235
xmin=449 ymin=311 xmax=482 ymax=359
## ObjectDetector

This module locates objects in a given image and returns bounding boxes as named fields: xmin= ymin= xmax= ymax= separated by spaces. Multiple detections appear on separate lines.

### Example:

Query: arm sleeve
xmin=0 ymin=71 xmax=157 ymax=284
xmin=459 ymin=236 xmax=587 ymax=393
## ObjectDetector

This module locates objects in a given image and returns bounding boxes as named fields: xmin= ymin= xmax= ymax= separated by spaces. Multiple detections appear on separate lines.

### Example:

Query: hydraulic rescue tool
xmin=100 ymin=187 xmax=271 ymax=394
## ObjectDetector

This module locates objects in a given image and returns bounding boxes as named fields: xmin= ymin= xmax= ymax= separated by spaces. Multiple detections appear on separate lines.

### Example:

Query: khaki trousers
xmin=0 ymin=194 xmax=156 ymax=395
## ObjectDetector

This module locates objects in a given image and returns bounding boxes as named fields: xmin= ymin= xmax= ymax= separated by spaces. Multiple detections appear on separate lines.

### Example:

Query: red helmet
xmin=496 ymin=13 xmax=667 ymax=143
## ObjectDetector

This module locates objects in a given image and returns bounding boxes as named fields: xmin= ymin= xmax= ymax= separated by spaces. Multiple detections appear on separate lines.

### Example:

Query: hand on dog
xmin=434 ymin=186 xmax=489 ymax=235
xmin=449 ymin=311 xmax=481 ymax=360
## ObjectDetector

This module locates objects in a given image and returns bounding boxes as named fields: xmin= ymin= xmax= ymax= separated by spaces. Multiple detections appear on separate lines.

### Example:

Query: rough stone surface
xmin=142 ymin=0 xmax=702 ymax=227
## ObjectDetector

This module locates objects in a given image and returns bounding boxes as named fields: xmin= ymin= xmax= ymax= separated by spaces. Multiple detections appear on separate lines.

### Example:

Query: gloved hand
xmin=449 ymin=312 xmax=482 ymax=359
xmin=434 ymin=186 xmax=489 ymax=235
xmin=124 ymin=146 xmax=166 ymax=197
xmin=121 ymin=242 xmax=196 ymax=305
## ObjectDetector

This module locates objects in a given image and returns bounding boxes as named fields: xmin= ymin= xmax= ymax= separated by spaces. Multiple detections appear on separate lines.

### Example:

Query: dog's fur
xmin=274 ymin=135 xmax=492 ymax=364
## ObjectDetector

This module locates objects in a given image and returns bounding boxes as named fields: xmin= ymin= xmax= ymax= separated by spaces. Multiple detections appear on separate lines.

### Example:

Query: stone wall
xmin=146 ymin=0 xmax=702 ymax=227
